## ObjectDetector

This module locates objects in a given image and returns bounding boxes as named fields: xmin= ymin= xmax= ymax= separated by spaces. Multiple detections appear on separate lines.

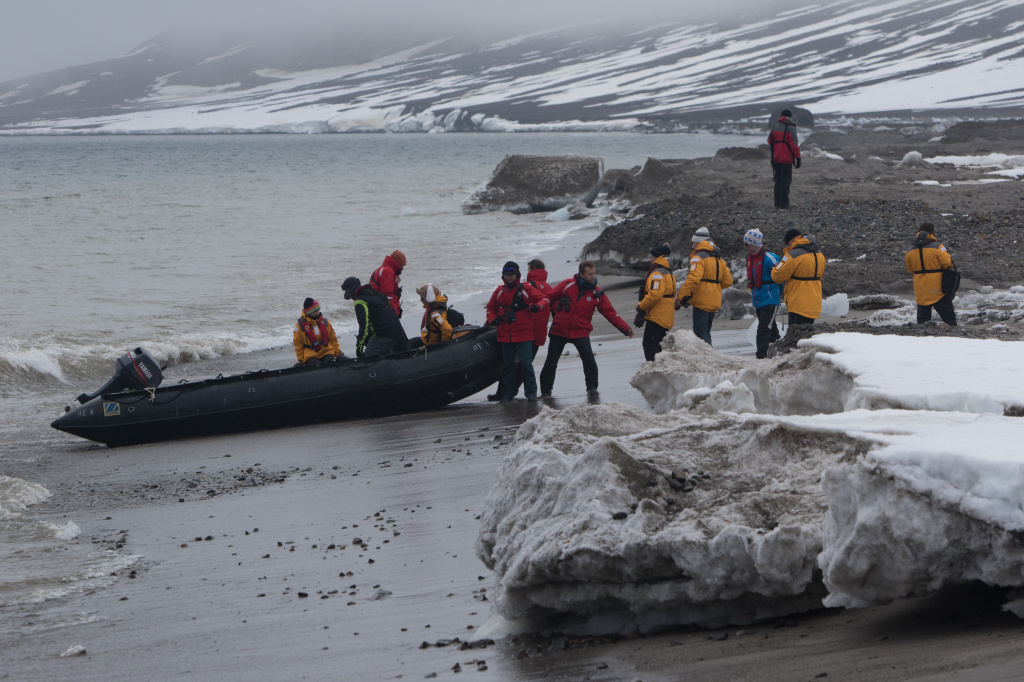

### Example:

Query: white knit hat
xmin=743 ymin=229 xmax=763 ymax=247
xmin=692 ymin=226 xmax=711 ymax=243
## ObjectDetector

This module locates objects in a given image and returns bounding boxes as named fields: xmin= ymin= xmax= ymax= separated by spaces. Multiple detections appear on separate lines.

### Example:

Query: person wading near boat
xmin=539 ymin=260 xmax=633 ymax=399
xmin=486 ymin=261 xmax=545 ymax=403
xmin=369 ymin=250 xmax=406 ymax=319
xmin=293 ymin=298 xmax=343 ymax=365
xmin=416 ymin=284 xmax=454 ymax=345
xmin=675 ymin=227 xmax=733 ymax=346
xmin=743 ymin=229 xmax=783 ymax=358
xmin=768 ymin=109 xmax=801 ymax=209
xmin=342 ymin=276 xmax=411 ymax=357
xmin=487 ymin=259 xmax=553 ymax=401
xmin=635 ymin=243 xmax=676 ymax=362
xmin=905 ymin=222 xmax=958 ymax=326
xmin=771 ymin=229 xmax=826 ymax=326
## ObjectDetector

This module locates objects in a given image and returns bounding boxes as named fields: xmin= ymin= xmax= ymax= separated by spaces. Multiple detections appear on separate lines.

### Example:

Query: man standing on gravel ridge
xmin=772 ymin=229 xmax=825 ymax=326
xmin=905 ymin=222 xmax=958 ymax=326
xmin=769 ymin=109 xmax=801 ymax=209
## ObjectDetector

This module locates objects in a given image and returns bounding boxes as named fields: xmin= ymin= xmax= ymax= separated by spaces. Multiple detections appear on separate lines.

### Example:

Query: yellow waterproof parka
xmin=771 ymin=236 xmax=827 ymax=319
xmin=293 ymin=313 xmax=341 ymax=363
xmin=420 ymin=293 xmax=453 ymax=345
xmin=676 ymin=241 xmax=734 ymax=313
xmin=637 ymin=255 xmax=676 ymax=330
xmin=905 ymin=234 xmax=954 ymax=306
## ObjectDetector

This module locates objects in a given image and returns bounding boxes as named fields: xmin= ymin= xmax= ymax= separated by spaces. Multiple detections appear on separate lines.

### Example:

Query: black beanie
xmin=781 ymin=109 xmax=792 ymax=118
xmin=303 ymin=297 xmax=315 ymax=309
xmin=784 ymin=228 xmax=802 ymax=244
xmin=341 ymin=276 xmax=361 ymax=299
xmin=649 ymin=243 xmax=670 ymax=258
xmin=502 ymin=261 xmax=520 ymax=274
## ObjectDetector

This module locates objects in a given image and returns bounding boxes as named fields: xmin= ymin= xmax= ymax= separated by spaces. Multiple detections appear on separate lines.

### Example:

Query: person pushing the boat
xmin=342 ymin=276 xmax=411 ymax=357
xmin=293 ymin=298 xmax=343 ymax=365
xmin=485 ymin=261 xmax=546 ymax=403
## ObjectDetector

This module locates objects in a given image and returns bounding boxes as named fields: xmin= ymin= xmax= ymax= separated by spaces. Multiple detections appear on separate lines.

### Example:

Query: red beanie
xmin=390 ymin=250 xmax=407 ymax=268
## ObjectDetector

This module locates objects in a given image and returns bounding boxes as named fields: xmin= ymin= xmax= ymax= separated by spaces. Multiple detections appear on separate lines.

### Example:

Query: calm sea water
xmin=0 ymin=132 xmax=755 ymax=609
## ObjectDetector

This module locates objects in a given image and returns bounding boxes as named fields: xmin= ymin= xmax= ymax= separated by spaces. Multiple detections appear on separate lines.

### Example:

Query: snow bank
xmin=819 ymin=410 xmax=1024 ymax=608
xmin=479 ymin=329 xmax=1024 ymax=633
xmin=802 ymin=333 xmax=1024 ymax=415
xmin=475 ymin=404 xmax=840 ymax=634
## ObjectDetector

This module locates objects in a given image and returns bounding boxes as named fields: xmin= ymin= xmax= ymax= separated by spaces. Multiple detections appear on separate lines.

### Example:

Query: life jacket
xmin=913 ymin=240 xmax=945 ymax=274
xmin=696 ymin=248 xmax=726 ymax=283
xmin=638 ymin=265 xmax=675 ymax=300
xmin=787 ymin=238 xmax=823 ymax=281
xmin=297 ymin=316 xmax=331 ymax=350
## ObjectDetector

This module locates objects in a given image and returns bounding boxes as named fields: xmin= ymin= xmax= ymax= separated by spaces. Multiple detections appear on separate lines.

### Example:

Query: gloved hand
xmin=633 ymin=312 xmax=645 ymax=328
xmin=678 ymin=296 xmax=691 ymax=309
xmin=794 ymin=158 xmax=801 ymax=169
xmin=529 ymin=304 xmax=540 ymax=313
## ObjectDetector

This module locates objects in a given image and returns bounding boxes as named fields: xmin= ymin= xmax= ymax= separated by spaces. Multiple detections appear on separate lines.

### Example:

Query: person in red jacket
xmin=487 ymin=258 xmax=553 ymax=401
xmin=539 ymin=261 xmax=633 ymax=398
xmin=768 ymin=109 xmax=802 ymax=209
xmin=369 ymin=250 xmax=406 ymax=318
xmin=485 ymin=261 xmax=546 ymax=403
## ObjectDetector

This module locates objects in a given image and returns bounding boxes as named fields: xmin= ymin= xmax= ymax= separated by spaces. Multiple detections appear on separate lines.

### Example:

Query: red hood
xmin=527 ymin=269 xmax=548 ymax=285
xmin=382 ymin=255 xmax=403 ymax=273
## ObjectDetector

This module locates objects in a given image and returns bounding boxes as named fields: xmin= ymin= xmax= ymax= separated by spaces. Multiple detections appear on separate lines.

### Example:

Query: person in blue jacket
xmin=744 ymin=229 xmax=782 ymax=358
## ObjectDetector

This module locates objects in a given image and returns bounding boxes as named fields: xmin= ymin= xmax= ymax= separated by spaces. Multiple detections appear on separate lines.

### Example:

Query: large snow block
xmin=819 ymin=411 xmax=1024 ymax=610
xmin=475 ymin=405 xmax=869 ymax=634
xmin=461 ymin=155 xmax=604 ymax=215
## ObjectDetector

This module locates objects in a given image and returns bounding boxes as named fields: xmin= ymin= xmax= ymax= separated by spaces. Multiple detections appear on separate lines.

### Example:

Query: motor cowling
xmin=76 ymin=347 xmax=164 ymax=404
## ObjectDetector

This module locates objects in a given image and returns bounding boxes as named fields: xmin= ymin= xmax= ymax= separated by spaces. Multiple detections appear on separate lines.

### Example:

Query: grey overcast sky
xmin=0 ymin=0 xmax=795 ymax=84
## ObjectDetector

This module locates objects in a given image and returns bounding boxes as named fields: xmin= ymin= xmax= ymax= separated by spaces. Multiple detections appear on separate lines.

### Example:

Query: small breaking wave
xmin=0 ymin=328 xmax=289 ymax=394
xmin=0 ymin=476 xmax=52 ymax=521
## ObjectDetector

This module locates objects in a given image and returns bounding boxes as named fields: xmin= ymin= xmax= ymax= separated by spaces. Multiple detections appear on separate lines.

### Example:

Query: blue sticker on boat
xmin=103 ymin=402 xmax=121 ymax=417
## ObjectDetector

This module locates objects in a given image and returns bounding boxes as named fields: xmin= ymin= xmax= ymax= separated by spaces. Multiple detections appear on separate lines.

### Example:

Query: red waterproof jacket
xmin=486 ymin=275 xmax=546 ymax=343
xmin=525 ymin=269 xmax=553 ymax=347
xmin=370 ymin=255 xmax=403 ymax=318
xmin=768 ymin=116 xmax=801 ymax=165
xmin=547 ymin=275 xmax=631 ymax=339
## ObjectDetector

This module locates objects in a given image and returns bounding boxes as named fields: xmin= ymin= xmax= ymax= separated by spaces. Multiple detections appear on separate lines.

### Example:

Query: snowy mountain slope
xmin=2 ymin=0 xmax=1023 ymax=133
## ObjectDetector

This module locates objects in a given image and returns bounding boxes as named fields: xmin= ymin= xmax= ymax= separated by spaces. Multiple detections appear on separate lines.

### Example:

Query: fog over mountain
xmin=2 ymin=0 xmax=1022 ymax=133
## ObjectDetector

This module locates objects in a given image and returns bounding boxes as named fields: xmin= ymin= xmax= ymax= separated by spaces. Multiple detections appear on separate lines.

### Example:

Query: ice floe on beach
xmin=477 ymin=330 xmax=1024 ymax=634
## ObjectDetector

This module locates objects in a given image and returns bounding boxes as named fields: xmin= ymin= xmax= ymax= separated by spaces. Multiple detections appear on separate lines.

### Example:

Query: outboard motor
xmin=76 ymin=347 xmax=164 ymax=404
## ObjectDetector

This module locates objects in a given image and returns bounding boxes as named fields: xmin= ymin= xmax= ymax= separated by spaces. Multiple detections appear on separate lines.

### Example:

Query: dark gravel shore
xmin=585 ymin=120 xmax=1024 ymax=296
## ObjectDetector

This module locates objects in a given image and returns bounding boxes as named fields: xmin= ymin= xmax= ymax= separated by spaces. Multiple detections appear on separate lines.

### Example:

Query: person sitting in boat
xmin=416 ymin=284 xmax=453 ymax=346
xmin=342 ymin=276 xmax=411 ymax=358
xmin=293 ymin=298 xmax=343 ymax=365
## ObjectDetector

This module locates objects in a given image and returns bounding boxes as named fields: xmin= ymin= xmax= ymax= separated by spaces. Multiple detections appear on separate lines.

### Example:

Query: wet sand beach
xmin=5 ymin=279 xmax=985 ymax=682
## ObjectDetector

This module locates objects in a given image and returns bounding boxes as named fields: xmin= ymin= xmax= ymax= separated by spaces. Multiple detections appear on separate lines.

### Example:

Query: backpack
xmin=941 ymin=265 xmax=961 ymax=297
xmin=446 ymin=306 xmax=466 ymax=327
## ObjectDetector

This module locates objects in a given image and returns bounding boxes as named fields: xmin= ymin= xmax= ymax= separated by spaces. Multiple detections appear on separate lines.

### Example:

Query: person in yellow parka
xmin=417 ymin=284 xmax=454 ymax=345
xmin=635 ymin=243 xmax=676 ymax=361
xmin=904 ymin=222 xmax=957 ymax=326
xmin=771 ymin=229 xmax=826 ymax=325
xmin=293 ymin=297 xmax=343 ymax=365
xmin=675 ymin=227 xmax=734 ymax=346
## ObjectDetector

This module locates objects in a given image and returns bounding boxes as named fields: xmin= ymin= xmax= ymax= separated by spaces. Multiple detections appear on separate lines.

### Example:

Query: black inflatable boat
xmin=52 ymin=327 xmax=503 ymax=447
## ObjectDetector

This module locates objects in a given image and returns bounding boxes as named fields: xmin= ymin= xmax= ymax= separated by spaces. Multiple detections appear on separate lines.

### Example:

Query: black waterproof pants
xmin=788 ymin=312 xmax=815 ymax=326
xmin=755 ymin=305 xmax=781 ymax=358
xmin=642 ymin=321 xmax=669 ymax=362
xmin=773 ymin=162 xmax=793 ymax=208
xmin=539 ymin=335 xmax=598 ymax=395
xmin=917 ymin=296 xmax=958 ymax=326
